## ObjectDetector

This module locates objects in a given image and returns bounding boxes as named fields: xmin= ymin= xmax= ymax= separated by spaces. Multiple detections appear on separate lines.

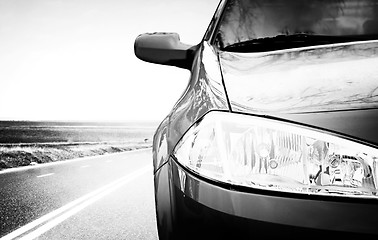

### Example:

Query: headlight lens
xmin=173 ymin=111 xmax=378 ymax=199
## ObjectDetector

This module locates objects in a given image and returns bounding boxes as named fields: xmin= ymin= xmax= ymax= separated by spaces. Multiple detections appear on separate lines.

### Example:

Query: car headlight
xmin=173 ymin=111 xmax=378 ymax=199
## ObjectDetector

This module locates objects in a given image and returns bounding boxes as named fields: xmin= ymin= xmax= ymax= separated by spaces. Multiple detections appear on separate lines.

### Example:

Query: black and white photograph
xmin=1 ymin=0 xmax=378 ymax=239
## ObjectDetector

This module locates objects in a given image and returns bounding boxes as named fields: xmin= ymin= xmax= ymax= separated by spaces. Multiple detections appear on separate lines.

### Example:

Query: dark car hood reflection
xmin=219 ymin=40 xmax=378 ymax=113
xmin=218 ymin=40 xmax=378 ymax=145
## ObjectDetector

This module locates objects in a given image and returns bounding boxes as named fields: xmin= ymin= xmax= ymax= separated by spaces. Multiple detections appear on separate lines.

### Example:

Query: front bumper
xmin=156 ymin=157 xmax=378 ymax=239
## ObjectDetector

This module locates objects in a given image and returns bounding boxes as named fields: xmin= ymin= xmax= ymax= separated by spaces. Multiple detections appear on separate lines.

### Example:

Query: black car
xmin=134 ymin=0 xmax=378 ymax=238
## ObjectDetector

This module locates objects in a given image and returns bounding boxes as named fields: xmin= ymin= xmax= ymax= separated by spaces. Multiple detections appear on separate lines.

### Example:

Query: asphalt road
xmin=0 ymin=148 xmax=159 ymax=240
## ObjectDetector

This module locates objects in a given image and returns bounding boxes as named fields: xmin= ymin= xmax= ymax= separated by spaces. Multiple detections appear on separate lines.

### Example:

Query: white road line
xmin=36 ymin=173 xmax=55 ymax=178
xmin=0 ymin=164 xmax=151 ymax=240
xmin=80 ymin=165 xmax=90 ymax=168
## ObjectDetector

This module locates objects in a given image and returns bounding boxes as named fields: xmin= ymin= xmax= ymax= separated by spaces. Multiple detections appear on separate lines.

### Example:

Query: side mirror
xmin=134 ymin=32 xmax=197 ymax=70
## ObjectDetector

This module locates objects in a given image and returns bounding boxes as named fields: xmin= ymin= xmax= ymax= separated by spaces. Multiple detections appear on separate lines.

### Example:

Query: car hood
xmin=218 ymin=41 xmax=378 ymax=145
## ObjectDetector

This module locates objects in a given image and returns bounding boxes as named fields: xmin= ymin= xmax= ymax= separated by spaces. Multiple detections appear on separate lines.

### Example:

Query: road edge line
xmin=0 ymin=164 xmax=151 ymax=240
xmin=19 ymin=165 xmax=151 ymax=240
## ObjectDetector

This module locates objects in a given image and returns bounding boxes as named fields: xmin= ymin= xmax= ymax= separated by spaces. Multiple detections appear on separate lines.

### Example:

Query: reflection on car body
xmin=135 ymin=0 xmax=378 ymax=238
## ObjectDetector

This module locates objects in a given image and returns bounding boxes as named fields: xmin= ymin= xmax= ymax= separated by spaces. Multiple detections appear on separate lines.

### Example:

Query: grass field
xmin=0 ymin=121 xmax=157 ymax=170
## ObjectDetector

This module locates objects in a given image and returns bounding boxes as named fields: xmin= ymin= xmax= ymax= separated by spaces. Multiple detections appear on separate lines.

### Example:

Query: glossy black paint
xmin=220 ymin=40 xmax=378 ymax=119
xmin=134 ymin=0 xmax=378 ymax=239
xmin=134 ymin=32 xmax=197 ymax=70
xmin=153 ymin=107 xmax=378 ymax=239
xmin=153 ymin=159 xmax=174 ymax=239
xmin=151 ymin=41 xmax=230 ymax=173
xmin=272 ymin=109 xmax=378 ymax=147
xmin=166 ymin=159 xmax=378 ymax=239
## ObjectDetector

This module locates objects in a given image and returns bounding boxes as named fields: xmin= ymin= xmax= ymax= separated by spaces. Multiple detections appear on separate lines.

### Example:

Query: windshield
xmin=216 ymin=0 xmax=378 ymax=51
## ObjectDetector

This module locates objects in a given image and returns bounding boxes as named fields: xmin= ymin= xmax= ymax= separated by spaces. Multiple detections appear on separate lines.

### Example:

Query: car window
xmin=216 ymin=0 xmax=378 ymax=51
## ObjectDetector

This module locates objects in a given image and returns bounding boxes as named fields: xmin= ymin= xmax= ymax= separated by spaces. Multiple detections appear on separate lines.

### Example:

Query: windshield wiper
xmin=222 ymin=34 xmax=374 ymax=52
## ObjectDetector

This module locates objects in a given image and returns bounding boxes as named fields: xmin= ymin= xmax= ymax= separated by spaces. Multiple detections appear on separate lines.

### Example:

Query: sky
xmin=0 ymin=0 xmax=220 ymax=122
